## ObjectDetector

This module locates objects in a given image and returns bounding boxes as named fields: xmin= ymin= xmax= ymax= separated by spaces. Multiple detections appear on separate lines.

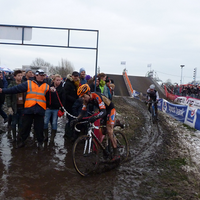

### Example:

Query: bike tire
xmin=113 ymin=131 xmax=129 ymax=162
xmin=72 ymin=135 xmax=99 ymax=176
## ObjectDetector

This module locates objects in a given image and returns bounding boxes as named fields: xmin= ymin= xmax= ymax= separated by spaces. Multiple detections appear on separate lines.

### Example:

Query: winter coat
xmin=89 ymin=83 xmax=101 ymax=93
xmin=63 ymin=74 xmax=78 ymax=113
xmin=46 ymin=82 xmax=64 ymax=110
xmin=5 ymin=80 xmax=26 ymax=114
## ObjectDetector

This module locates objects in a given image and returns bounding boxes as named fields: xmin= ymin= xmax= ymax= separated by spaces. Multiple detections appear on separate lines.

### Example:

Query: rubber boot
xmin=11 ymin=127 xmax=17 ymax=142
xmin=43 ymin=129 xmax=48 ymax=142
xmin=50 ymin=129 xmax=56 ymax=143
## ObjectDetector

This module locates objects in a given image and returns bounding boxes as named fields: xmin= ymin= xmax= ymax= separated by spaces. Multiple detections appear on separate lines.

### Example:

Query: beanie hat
xmin=85 ymin=75 xmax=91 ymax=81
xmin=79 ymin=68 xmax=86 ymax=73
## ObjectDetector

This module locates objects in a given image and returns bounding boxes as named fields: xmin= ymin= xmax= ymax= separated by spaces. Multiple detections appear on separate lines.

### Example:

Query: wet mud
xmin=0 ymin=97 xmax=199 ymax=200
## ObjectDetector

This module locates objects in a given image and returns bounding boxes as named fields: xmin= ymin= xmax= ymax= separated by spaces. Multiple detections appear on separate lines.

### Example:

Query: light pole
xmin=180 ymin=65 xmax=185 ymax=85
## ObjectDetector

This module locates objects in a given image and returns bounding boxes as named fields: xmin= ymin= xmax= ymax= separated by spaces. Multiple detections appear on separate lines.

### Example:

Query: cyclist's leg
xmin=106 ymin=124 xmax=117 ymax=148
xmin=148 ymin=102 xmax=151 ymax=113
xmin=155 ymin=103 xmax=158 ymax=115
xmin=106 ymin=108 xmax=119 ymax=161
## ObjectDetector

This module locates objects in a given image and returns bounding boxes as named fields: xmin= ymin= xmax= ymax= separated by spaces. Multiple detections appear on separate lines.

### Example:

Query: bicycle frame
xmin=75 ymin=122 xmax=107 ymax=153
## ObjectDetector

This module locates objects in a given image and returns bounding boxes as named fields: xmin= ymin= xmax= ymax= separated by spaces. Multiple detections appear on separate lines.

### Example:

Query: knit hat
xmin=26 ymin=69 xmax=32 ymax=73
xmin=85 ymin=75 xmax=91 ymax=81
xmin=79 ymin=68 xmax=86 ymax=73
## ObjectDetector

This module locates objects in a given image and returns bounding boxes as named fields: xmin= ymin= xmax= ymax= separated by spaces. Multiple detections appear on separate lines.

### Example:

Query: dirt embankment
xmin=113 ymin=96 xmax=200 ymax=200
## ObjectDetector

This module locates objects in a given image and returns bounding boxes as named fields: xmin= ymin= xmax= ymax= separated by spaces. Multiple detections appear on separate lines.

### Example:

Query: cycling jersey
xmin=79 ymin=92 xmax=115 ymax=124
xmin=147 ymin=89 xmax=159 ymax=101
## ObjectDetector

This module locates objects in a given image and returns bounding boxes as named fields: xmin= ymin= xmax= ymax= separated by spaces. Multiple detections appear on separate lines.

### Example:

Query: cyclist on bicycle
xmin=71 ymin=84 xmax=120 ymax=161
xmin=147 ymin=84 xmax=159 ymax=116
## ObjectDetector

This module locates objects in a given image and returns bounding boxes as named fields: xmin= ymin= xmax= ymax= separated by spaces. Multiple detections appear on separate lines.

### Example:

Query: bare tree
xmin=31 ymin=58 xmax=52 ymax=67
xmin=49 ymin=59 xmax=74 ymax=77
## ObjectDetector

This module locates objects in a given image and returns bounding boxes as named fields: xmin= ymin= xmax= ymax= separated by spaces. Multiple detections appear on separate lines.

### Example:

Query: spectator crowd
xmin=0 ymin=68 xmax=115 ymax=149
xmin=163 ymin=83 xmax=200 ymax=99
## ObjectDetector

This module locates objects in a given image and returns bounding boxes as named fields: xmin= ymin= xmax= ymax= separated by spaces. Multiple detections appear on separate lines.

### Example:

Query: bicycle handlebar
xmin=74 ymin=121 xmax=100 ymax=132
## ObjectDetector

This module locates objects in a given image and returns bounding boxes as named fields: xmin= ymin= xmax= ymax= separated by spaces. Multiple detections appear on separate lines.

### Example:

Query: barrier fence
xmin=157 ymin=98 xmax=200 ymax=131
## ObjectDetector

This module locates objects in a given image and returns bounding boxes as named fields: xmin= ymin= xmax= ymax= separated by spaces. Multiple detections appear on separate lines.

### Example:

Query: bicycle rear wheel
xmin=113 ymin=131 xmax=129 ymax=162
xmin=72 ymin=135 xmax=99 ymax=176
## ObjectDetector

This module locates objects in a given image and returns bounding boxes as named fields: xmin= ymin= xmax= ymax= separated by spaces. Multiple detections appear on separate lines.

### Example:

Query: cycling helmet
xmin=150 ymin=84 xmax=155 ymax=89
xmin=77 ymin=84 xmax=90 ymax=97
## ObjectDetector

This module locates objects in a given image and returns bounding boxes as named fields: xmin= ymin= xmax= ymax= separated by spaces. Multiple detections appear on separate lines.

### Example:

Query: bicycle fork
xmin=83 ymin=130 xmax=93 ymax=155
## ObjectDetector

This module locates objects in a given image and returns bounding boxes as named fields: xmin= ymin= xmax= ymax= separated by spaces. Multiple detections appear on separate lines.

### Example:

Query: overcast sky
xmin=1 ymin=0 xmax=200 ymax=84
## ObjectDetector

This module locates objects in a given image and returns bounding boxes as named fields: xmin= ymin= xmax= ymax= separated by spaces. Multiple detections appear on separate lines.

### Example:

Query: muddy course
xmin=0 ymin=96 xmax=200 ymax=200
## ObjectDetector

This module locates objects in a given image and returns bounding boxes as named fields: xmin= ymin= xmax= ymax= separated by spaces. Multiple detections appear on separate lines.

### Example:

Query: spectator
xmin=0 ymin=69 xmax=55 ymax=149
xmin=22 ymin=69 xmax=33 ymax=82
xmin=85 ymin=75 xmax=91 ymax=83
xmin=5 ymin=72 xmax=14 ymax=85
xmin=98 ymin=73 xmax=110 ymax=99
xmin=79 ymin=68 xmax=87 ymax=85
xmin=63 ymin=71 xmax=79 ymax=139
xmin=43 ymin=74 xmax=64 ymax=143
xmin=89 ymin=76 xmax=101 ymax=93
xmin=0 ymin=71 xmax=8 ymax=123
xmin=105 ymin=77 xmax=112 ymax=100
xmin=98 ymin=73 xmax=107 ymax=94
xmin=44 ymin=74 xmax=52 ymax=85
xmin=5 ymin=70 xmax=25 ymax=142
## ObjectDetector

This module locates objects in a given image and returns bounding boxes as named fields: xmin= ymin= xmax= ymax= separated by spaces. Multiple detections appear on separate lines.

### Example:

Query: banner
xmin=162 ymin=99 xmax=187 ymax=123
xmin=174 ymin=96 xmax=200 ymax=109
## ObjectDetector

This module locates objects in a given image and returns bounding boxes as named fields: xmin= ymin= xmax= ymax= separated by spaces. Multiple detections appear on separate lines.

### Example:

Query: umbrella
xmin=0 ymin=65 xmax=14 ymax=73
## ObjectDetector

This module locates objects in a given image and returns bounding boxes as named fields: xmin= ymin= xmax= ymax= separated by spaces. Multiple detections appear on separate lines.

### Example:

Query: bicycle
xmin=149 ymin=100 xmax=158 ymax=124
xmin=72 ymin=120 xmax=129 ymax=176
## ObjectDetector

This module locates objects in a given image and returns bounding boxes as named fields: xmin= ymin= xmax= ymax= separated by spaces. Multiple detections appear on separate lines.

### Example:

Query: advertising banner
xmin=162 ymin=99 xmax=187 ymax=123
xmin=184 ymin=106 xmax=197 ymax=128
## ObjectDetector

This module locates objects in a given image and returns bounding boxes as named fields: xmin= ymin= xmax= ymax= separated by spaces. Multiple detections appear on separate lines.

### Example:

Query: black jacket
xmin=46 ymin=82 xmax=64 ymax=110
xmin=63 ymin=75 xmax=78 ymax=113
xmin=89 ymin=83 xmax=101 ymax=93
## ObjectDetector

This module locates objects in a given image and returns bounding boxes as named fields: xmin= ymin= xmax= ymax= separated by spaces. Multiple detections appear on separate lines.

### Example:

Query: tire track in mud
xmin=120 ymin=97 xmax=165 ymax=199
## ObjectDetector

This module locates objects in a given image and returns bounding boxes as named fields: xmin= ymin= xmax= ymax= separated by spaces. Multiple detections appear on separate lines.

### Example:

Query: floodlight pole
xmin=180 ymin=65 xmax=185 ymax=85
xmin=94 ymin=31 xmax=99 ymax=92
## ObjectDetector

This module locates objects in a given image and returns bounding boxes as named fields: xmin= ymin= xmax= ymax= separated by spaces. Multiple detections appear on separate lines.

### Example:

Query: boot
xmin=50 ymin=129 xmax=56 ymax=143
xmin=43 ymin=129 xmax=48 ymax=142
xmin=38 ymin=142 xmax=44 ymax=150
xmin=111 ymin=148 xmax=120 ymax=162
xmin=11 ymin=127 xmax=17 ymax=142
xmin=7 ymin=125 xmax=12 ymax=139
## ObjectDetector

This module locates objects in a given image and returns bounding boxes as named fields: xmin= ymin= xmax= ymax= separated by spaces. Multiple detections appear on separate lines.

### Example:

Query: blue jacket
xmin=80 ymin=78 xmax=87 ymax=85
xmin=2 ymin=78 xmax=48 ymax=116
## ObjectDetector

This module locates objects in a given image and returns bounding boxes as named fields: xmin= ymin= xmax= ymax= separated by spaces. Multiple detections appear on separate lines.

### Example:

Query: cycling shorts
xmin=107 ymin=108 xmax=116 ymax=125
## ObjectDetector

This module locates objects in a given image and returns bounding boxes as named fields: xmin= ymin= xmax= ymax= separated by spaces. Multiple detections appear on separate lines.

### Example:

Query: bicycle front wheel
xmin=72 ymin=135 xmax=99 ymax=176
xmin=114 ymin=131 xmax=129 ymax=162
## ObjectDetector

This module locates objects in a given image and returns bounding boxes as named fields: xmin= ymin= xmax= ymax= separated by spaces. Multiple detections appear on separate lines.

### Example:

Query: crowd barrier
xmin=157 ymin=98 xmax=200 ymax=131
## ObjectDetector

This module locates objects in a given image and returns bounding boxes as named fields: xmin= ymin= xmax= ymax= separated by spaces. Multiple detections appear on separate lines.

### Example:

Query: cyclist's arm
xmin=94 ymin=109 xmax=106 ymax=119
xmin=156 ymin=91 xmax=159 ymax=101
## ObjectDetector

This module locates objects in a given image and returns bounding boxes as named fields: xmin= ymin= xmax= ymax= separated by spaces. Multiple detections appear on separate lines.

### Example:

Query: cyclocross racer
xmin=71 ymin=84 xmax=120 ymax=161
xmin=147 ymin=84 xmax=160 ymax=116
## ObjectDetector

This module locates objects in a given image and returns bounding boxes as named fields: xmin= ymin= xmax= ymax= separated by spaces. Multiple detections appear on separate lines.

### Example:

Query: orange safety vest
xmin=24 ymin=80 xmax=49 ymax=110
